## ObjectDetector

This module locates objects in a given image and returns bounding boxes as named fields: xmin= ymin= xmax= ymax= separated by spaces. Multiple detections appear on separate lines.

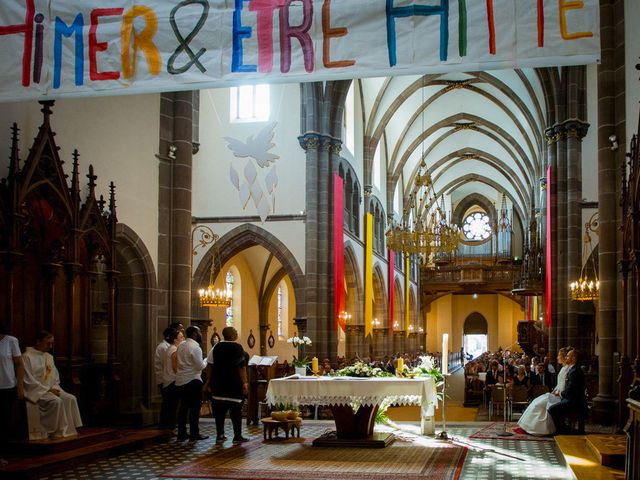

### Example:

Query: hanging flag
xmin=388 ymin=249 xmax=395 ymax=336
xmin=364 ymin=213 xmax=373 ymax=337
xmin=333 ymin=174 xmax=345 ymax=332
xmin=405 ymin=254 xmax=410 ymax=337
xmin=546 ymin=166 xmax=552 ymax=328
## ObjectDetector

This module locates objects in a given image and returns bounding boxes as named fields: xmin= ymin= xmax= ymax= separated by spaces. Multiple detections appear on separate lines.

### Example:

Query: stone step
xmin=586 ymin=434 xmax=627 ymax=469
xmin=7 ymin=427 xmax=120 ymax=456
xmin=555 ymin=435 xmax=625 ymax=480
xmin=0 ymin=428 xmax=169 ymax=479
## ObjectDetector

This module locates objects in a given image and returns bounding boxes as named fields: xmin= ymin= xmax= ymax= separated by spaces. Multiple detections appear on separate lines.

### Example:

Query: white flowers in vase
xmin=287 ymin=335 xmax=312 ymax=367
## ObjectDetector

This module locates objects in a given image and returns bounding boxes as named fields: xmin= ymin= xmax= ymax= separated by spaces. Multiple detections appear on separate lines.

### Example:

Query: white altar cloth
xmin=266 ymin=376 xmax=438 ymax=434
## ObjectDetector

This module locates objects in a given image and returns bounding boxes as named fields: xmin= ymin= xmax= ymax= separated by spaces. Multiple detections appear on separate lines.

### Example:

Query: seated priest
xmin=23 ymin=331 xmax=82 ymax=438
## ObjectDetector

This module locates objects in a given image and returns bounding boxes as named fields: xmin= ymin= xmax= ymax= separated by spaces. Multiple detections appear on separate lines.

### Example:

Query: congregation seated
xmin=23 ymin=331 xmax=82 ymax=439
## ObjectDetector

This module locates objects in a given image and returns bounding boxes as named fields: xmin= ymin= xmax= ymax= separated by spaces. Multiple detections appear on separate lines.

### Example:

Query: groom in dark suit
xmin=548 ymin=349 xmax=587 ymax=434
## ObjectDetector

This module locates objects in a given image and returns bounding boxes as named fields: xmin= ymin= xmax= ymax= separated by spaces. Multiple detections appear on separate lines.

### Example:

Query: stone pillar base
xmin=591 ymin=395 xmax=618 ymax=424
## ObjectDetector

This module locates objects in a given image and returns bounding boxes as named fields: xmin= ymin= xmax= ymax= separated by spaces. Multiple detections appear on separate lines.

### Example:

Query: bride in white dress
xmin=517 ymin=348 xmax=570 ymax=436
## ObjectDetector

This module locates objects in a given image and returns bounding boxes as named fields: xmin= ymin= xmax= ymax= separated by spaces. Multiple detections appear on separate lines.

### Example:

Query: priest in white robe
xmin=23 ymin=331 xmax=82 ymax=438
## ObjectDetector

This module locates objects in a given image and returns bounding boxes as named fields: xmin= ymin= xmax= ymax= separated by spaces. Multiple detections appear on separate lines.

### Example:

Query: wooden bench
xmin=261 ymin=417 xmax=301 ymax=440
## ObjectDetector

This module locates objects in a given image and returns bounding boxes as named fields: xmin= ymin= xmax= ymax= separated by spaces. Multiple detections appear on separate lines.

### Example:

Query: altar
xmin=265 ymin=376 xmax=438 ymax=447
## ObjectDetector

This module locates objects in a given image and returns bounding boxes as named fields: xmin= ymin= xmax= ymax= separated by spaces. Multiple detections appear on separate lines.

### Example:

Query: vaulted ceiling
xmin=359 ymin=69 xmax=548 ymax=237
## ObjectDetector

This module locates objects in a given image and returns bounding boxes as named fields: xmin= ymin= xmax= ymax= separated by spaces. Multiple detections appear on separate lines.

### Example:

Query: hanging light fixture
xmin=386 ymin=162 xmax=460 ymax=260
xmin=569 ymin=213 xmax=599 ymax=301
xmin=191 ymin=225 xmax=232 ymax=308
xmin=386 ymin=77 xmax=460 ymax=262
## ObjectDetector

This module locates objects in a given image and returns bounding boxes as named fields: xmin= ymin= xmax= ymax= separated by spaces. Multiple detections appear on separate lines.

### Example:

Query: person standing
xmin=162 ymin=329 xmax=184 ymax=431
xmin=23 ymin=331 xmax=83 ymax=438
xmin=0 ymin=322 xmax=24 ymax=448
xmin=155 ymin=326 xmax=174 ymax=429
xmin=175 ymin=326 xmax=208 ymax=441
xmin=204 ymin=326 xmax=249 ymax=444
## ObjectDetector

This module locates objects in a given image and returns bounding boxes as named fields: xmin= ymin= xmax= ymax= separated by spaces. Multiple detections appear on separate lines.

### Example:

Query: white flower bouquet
xmin=331 ymin=360 xmax=392 ymax=378
xmin=287 ymin=335 xmax=312 ymax=367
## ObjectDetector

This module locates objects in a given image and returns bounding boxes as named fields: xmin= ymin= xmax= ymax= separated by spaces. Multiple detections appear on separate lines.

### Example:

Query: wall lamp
xmin=609 ymin=134 xmax=619 ymax=151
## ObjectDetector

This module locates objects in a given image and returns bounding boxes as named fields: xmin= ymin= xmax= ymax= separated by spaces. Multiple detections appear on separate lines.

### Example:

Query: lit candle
xmin=442 ymin=333 xmax=448 ymax=375
xmin=397 ymin=357 xmax=404 ymax=376
xmin=311 ymin=357 xmax=319 ymax=374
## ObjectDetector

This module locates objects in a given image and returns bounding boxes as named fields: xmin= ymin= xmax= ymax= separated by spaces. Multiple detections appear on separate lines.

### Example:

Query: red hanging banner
xmin=333 ymin=174 xmax=345 ymax=331
xmin=388 ymin=250 xmax=395 ymax=335
xmin=545 ymin=166 xmax=552 ymax=328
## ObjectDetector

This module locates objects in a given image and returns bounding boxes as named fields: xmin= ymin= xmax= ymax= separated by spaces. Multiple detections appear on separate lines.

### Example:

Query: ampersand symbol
xmin=167 ymin=0 xmax=210 ymax=74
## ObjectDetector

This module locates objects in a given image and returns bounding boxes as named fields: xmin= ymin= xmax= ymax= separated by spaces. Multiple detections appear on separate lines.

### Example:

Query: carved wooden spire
xmin=109 ymin=181 xmax=117 ymax=224
xmin=9 ymin=122 xmax=20 ymax=179
xmin=70 ymin=149 xmax=81 ymax=209
xmin=87 ymin=164 xmax=97 ymax=198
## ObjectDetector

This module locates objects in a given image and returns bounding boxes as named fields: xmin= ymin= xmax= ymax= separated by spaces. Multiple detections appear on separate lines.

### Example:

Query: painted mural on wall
xmin=0 ymin=0 xmax=600 ymax=101
xmin=226 ymin=121 xmax=279 ymax=222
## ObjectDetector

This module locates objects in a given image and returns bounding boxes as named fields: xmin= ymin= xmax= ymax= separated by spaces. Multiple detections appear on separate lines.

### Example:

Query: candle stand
xmin=436 ymin=373 xmax=449 ymax=440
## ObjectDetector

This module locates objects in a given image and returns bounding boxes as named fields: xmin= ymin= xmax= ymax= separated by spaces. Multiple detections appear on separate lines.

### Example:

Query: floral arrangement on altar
xmin=287 ymin=335 xmax=312 ymax=368
xmin=397 ymin=355 xmax=444 ymax=387
xmin=330 ymin=360 xmax=392 ymax=378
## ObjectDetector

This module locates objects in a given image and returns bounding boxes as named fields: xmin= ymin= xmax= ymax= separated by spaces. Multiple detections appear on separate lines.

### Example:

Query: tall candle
xmin=442 ymin=333 xmax=448 ymax=375
xmin=397 ymin=357 xmax=404 ymax=376
xmin=311 ymin=357 xmax=319 ymax=374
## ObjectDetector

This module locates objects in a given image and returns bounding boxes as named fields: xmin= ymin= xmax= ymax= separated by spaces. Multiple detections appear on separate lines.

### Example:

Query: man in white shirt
xmin=0 ymin=322 xmax=24 ymax=447
xmin=23 ymin=331 xmax=82 ymax=438
xmin=175 ymin=326 xmax=208 ymax=441
xmin=155 ymin=325 xmax=178 ymax=429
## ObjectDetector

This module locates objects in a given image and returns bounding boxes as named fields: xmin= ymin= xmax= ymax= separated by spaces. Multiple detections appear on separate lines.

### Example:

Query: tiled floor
xmin=36 ymin=419 xmax=576 ymax=480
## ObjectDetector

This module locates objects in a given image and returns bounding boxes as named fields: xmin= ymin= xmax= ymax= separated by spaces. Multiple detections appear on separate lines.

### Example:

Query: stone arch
xmin=344 ymin=242 xmax=363 ymax=325
xmin=114 ymin=223 xmax=158 ymax=424
xmin=393 ymin=276 xmax=403 ymax=329
xmin=193 ymin=223 xmax=305 ymax=320
xmin=372 ymin=263 xmax=387 ymax=324
xmin=409 ymin=287 xmax=418 ymax=326
xmin=452 ymin=193 xmax=498 ymax=225
xmin=464 ymin=312 xmax=488 ymax=335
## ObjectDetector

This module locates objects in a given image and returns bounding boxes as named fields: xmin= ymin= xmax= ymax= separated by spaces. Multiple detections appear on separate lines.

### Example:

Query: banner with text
xmin=0 ymin=0 xmax=600 ymax=101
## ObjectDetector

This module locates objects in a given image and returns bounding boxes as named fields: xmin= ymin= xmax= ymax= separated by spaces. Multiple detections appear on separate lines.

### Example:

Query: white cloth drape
xmin=23 ymin=347 xmax=82 ymax=437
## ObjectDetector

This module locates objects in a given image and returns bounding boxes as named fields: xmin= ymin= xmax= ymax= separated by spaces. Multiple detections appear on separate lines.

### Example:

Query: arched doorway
xmin=463 ymin=312 xmax=488 ymax=360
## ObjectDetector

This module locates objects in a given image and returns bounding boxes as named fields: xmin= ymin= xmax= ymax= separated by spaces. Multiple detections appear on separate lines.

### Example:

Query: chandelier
xmin=569 ymin=213 xmax=599 ymax=301
xmin=192 ymin=225 xmax=232 ymax=308
xmin=386 ymin=160 xmax=460 ymax=260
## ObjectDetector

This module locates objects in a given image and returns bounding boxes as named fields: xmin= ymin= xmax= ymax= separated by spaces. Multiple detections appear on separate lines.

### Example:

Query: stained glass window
xmin=225 ymin=270 xmax=234 ymax=326
xmin=277 ymin=286 xmax=283 ymax=337
xmin=462 ymin=212 xmax=492 ymax=240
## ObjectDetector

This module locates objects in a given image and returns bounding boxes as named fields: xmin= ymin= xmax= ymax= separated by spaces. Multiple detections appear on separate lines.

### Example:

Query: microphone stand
xmin=496 ymin=348 xmax=514 ymax=437
xmin=436 ymin=373 xmax=449 ymax=440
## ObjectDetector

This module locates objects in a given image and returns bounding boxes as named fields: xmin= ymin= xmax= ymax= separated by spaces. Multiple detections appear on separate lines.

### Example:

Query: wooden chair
xmin=489 ymin=385 xmax=508 ymax=420
xmin=530 ymin=384 xmax=549 ymax=399
xmin=509 ymin=385 xmax=530 ymax=420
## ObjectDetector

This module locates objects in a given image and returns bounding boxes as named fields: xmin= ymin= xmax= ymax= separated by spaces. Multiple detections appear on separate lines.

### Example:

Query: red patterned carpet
xmin=469 ymin=422 xmax=554 ymax=441
xmin=161 ymin=436 xmax=467 ymax=480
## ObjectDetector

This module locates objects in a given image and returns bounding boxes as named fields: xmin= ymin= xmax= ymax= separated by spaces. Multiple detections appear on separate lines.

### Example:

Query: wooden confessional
xmin=0 ymin=102 xmax=119 ymax=426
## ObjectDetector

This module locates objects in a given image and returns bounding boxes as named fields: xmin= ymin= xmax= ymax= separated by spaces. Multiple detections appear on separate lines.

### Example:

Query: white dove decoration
xmin=226 ymin=122 xmax=280 ymax=223
xmin=224 ymin=122 xmax=279 ymax=167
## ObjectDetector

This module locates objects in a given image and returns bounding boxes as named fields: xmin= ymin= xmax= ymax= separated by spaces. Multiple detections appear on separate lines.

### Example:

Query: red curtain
xmin=388 ymin=250 xmax=394 ymax=335
xmin=334 ymin=174 xmax=345 ymax=331
xmin=545 ymin=166 xmax=552 ymax=328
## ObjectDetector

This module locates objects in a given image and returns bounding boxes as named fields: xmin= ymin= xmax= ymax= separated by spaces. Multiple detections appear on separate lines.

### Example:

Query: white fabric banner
xmin=0 ymin=0 xmax=600 ymax=101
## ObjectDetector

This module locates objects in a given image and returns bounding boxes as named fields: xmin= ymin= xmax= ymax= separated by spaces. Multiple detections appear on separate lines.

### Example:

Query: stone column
xmin=157 ymin=91 xmax=197 ymax=327
xmin=565 ymin=117 xmax=589 ymax=351
xmin=555 ymin=124 xmax=568 ymax=347
xmin=545 ymin=126 xmax=560 ymax=355
xmin=592 ymin=0 xmax=623 ymax=423
xmin=298 ymin=81 xmax=351 ymax=362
